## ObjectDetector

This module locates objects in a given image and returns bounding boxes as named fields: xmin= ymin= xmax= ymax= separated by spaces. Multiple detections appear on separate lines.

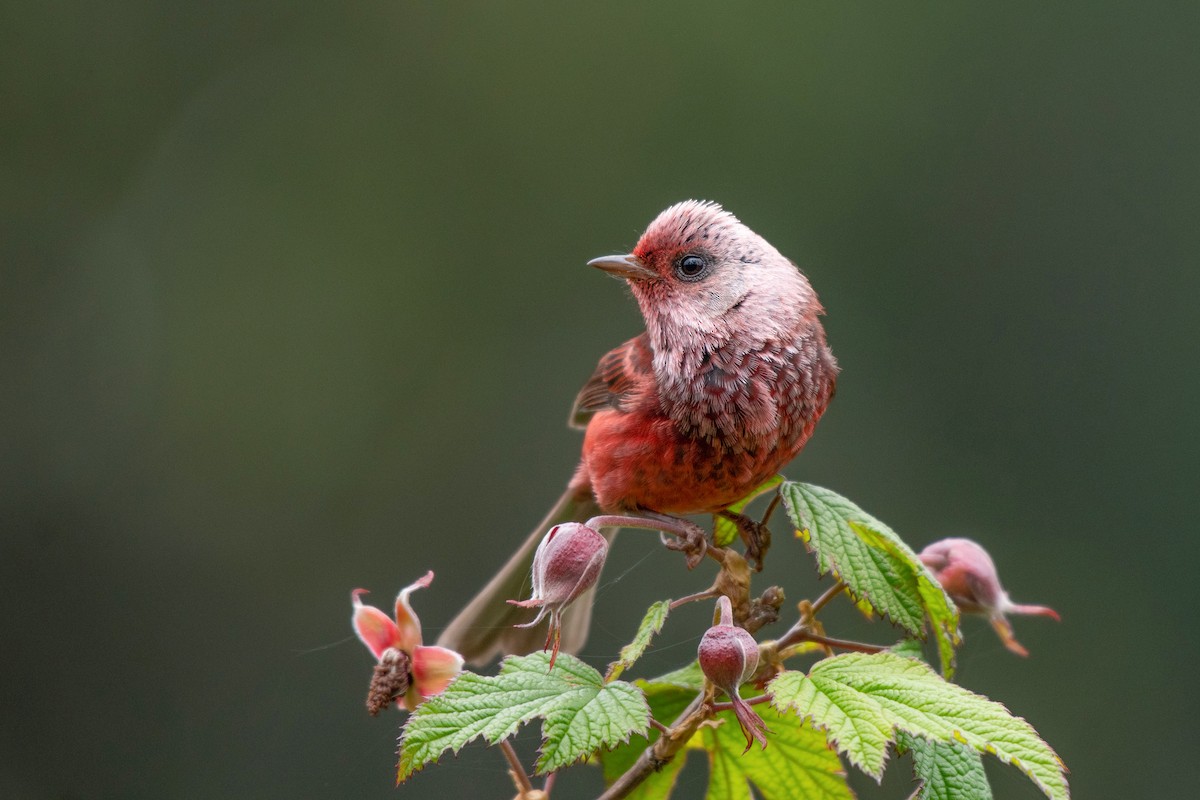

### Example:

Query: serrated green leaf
xmin=889 ymin=637 xmax=926 ymax=661
xmin=769 ymin=652 xmax=1068 ymax=800
xmin=607 ymin=600 xmax=671 ymax=682
xmin=704 ymin=729 xmax=754 ymax=800
xmin=714 ymin=474 xmax=784 ymax=546
xmin=781 ymin=482 xmax=961 ymax=676
xmin=600 ymin=680 xmax=851 ymax=800
xmin=782 ymin=482 xmax=922 ymax=632
xmin=898 ymin=731 xmax=993 ymax=800
xmin=646 ymin=660 xmax=706 ymax=691
xmin=852 ymin=521 xmax=960 ymax=678
xmin=398 ymin=652 xmax=650 ymax=780
xmin=702 ymin=703 xmax=854 ymax=800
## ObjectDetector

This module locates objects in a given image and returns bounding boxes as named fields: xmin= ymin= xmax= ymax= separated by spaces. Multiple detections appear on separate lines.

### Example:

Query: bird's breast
xmin=658 ymin=337 xmax=812 ymax=451
xmin=579 ymin=330 xmax=835 ymax=514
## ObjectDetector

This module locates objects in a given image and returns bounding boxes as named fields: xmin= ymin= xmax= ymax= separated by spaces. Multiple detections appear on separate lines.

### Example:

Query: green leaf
xmin=646 ymin=660 xmax=706 ymax=691
xmin=897 ymin=731 xmax=993 ymax=800
xmin=714 ymin=474 xmax=784 ymax=546
xmin=889 ymin=637 xmax=926 ymax=661
xmin=780 ymin=481 xmax=961 ymax=676
xmin=701 ymin=703 xmax=854 ymax=800
xmin=398 ymin=652 xmax=650 ymax=780
xmin=606 ymin=599 xmax=671 ymax=682
xmin=599 ymin=681 xmax=852 ymax=800
xmin=769 ymin=652 xmax=1068 ymax=800
xmin=852 ymin=521 xmax=960 ymax=678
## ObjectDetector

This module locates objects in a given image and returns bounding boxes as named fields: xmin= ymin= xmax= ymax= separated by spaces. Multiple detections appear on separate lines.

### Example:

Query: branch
xmin=669 ymin=589 xmax=719 ymax=610
xmin=597 ymin=692 xmax=710 ymax=800
xmin=808 ymin=580 xmax=846 ymax=616
xmin=790 ymin=631 xmax=887 ymax=655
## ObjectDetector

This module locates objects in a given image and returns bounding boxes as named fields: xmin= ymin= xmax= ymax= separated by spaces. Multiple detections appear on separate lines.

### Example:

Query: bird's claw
xmin=720 ymin=511 xmax=772 ymax=571
xmin=662 ymin=524 xmax=709 ymax=569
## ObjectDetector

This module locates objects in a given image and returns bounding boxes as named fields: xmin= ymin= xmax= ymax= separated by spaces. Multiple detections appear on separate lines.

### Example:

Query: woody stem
xmin=597 ymin=693 xmax=709 ymax=800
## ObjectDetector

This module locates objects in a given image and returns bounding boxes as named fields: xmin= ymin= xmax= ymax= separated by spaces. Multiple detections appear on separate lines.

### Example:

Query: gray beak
xmin=587 ymin=253 xmax=657 ymax=282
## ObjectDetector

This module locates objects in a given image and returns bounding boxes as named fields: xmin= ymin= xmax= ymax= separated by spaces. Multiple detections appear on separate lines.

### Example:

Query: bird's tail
xmin=436 ymin=486 xmax=610 ymax=667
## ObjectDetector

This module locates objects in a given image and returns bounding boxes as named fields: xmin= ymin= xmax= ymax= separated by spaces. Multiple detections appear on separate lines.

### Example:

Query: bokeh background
xmin=3 ymin=2 xmax=1197 ymax=798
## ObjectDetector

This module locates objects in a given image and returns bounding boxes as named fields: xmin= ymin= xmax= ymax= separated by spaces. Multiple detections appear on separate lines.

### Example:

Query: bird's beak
xmin=587 ymin=254 xmax=657 ymax=282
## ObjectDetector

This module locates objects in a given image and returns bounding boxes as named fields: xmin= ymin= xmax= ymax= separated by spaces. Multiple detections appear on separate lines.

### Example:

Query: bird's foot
xmin=660 ymin=519 xmax=710 ymax=569
xmin=719 ymin=510 xmax=772 ymax=571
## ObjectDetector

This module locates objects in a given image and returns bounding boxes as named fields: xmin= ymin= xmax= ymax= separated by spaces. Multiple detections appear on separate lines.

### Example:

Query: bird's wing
xmin=568 ymin=333 xmax=654 ymax=429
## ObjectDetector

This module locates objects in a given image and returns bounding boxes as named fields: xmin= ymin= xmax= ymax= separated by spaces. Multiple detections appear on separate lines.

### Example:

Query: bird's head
xmin=588 ymin=200 xmax=820 ymax=343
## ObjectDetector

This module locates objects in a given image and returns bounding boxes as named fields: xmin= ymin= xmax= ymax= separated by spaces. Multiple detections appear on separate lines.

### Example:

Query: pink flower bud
xmin=508 ymin=522 xmax=608 ymax=669
xmin=919 ymin=537 xmax=1061 ymax=657
xmin=698 ymin=596 xmax=768 ymax=752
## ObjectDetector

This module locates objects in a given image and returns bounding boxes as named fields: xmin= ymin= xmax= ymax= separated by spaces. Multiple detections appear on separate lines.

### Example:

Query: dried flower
xmin=352 ymin=571 xmax=463 ymax=713
xmin=920 ymin=538 xmax=1061 ymax=657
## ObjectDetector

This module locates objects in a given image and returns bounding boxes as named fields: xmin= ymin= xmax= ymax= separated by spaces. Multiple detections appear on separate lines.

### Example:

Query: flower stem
xmin=669 ymin=589 xmax=719 ymax=610
xmin=499 ymin=739 xmax=533 ymax=797
xmin=759 ymin=492 xmax=782 ymax=528
xmin=585 ymin=513 xmax=723 ymax=565
xmin=710 ymin=693 xmax=773 ymax=712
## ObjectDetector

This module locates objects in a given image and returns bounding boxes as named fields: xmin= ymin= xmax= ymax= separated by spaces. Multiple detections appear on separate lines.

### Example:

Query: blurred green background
xmin=3 ymin=2 xmax=1197 ymax=798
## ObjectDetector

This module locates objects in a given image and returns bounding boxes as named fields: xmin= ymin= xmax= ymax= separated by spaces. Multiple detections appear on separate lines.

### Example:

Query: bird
xmin=437 ymin=200 xmax=838 ymax=666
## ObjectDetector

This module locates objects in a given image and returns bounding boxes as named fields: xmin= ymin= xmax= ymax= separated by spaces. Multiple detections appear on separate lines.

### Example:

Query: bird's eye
xmin=675 ymin=254 xmax=709 ymax=281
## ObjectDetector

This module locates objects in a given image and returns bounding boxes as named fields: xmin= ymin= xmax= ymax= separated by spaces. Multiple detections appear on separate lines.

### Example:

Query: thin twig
xmin=648 ymin=717 xmax=670 ymax=734
xmin=499 ymin=739 xmax=534 ymax=797
xmin=669 ymin=589 xmax=719 ymax=610
xmin=759 ymin=492 xmax=782 ymax=528
xmin=808 ymin=580 xmax=846 ymax=617
xmin=794 ymin=631 xmax=886 ymax=654
xmin=542 ymin=771 xmax=557 ymax=798
xmin=773 ymin=586 xmax=824 ymax=652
